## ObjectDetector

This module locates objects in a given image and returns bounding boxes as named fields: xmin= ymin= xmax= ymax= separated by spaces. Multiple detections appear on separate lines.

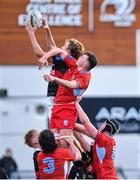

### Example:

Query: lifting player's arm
xmin=72 ymin=134 xmax=84 ymax=153
xmin=73 ymin=130 xmax=91 ymax=152
xmin=74 ymin=123 xmax=91 ymax=137
xmin=76 ymin=102 xmax=98 ymax=139
xmin=59 ymin=136 xmax=82 ymax=161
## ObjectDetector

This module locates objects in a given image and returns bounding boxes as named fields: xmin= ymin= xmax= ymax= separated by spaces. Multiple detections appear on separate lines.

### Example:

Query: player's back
xmin=37 ymin=148 xmax=75 ymax=179
xmin=92 ymin=133 xmax=118 ymax=179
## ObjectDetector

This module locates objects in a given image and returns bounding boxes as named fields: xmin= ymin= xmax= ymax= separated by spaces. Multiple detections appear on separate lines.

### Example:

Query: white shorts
xmin=46 ymin=96 xmax=54 ymax=121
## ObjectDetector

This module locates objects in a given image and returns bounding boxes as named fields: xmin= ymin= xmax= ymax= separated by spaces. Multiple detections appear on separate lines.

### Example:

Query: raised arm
xmin=38 ymin=47 xmax=68 ymax=69
xmin=26 ymin=19 xmax=57 ymax=60
xmin=76 ymin=103 xmax=98 ymax=139
xmin=74 ymin=123 xmax=90 ymax=137
xmin=74 ymin=123 xmax=90 ymax=136
xmin=60 ymin=136 xmax=82 ymax=161
xmin=25 ymin=23 xmax=45 ymax=57
xmin=42 ymin=19 xmax=56 ymax=50
xmin=73 ymin=130 xmax=91 ymax=152
xmin=72 ymin=134 xmax=84 ymax=153
xmin=69 ymin=140 xmax=82 ymax=161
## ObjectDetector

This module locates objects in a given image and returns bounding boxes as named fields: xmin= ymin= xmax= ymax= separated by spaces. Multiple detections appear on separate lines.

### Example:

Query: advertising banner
xmin=80 ymin=97 xmax=140 ymax=133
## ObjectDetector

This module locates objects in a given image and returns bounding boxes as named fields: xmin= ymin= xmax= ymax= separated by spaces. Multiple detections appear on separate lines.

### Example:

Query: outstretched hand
xmin=43 ymin=74 xmax=55 ymax=82
xmin=38 ymin=56 xmax=48 ymax=70
xmin=25 ymin=20 xmax=37 ymax=33
xmin=59 ymin=135 xmax=74 ymax=144
xmin=42 ymin=18 xmax=49 ymax=29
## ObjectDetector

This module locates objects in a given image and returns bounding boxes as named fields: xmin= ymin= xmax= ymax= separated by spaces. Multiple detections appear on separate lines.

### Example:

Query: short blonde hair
xmin=24 ymin=129 xmax=38 ymax=147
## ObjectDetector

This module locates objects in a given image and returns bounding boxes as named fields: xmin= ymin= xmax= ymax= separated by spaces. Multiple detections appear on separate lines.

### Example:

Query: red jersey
xmin=92 ymin=132 xmax=118 ymax=179
xmin=54 ymin=55 xmax=91 ymax=104
xmin=37 ymin=148 xmax=75 ymax=179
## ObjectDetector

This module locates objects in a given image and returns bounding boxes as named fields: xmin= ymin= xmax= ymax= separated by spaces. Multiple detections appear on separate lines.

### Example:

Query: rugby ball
xmin=28 ymin=9 xmax=42 ymax=28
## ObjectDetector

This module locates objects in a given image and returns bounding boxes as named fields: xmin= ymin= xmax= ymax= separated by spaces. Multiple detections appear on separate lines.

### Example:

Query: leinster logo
xmin=100 ymin=0 xmax=136 ymax=27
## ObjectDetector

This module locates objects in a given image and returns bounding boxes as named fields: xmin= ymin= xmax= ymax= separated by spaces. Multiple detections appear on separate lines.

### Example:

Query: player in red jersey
xmin=38 ymin=47 xmax=97 ymax=147
xmin=37 ymin=129 xmax=82 ymax=179
xmin=24 ymin=129 xmax=66 ymax=179
xmin=74 ymin=102 xmax=120 ymax=179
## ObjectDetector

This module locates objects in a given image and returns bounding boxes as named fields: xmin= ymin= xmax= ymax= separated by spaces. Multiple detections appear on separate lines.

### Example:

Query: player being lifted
xmin=25 ymin=19 xmax=85 ymax=124
xmin=38 ymin=46 xmax=97 ymax=147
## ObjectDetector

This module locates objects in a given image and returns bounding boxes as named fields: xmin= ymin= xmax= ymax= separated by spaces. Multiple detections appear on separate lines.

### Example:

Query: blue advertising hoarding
xmin=80 ymin=97 xmax=140 ymax=133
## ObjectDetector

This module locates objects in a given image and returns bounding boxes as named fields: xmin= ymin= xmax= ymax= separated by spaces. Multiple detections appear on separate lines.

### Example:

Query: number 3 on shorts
xmin=43 ymin=157 xmax=55 ymax=174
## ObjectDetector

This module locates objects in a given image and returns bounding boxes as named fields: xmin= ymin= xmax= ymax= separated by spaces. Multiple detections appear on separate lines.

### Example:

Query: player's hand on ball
xmin=42 ymin=19 xmax=49 ymax=29
xmin=27 ymin=8 xmax=42 ymax=28
xmin=25 ymin=22 xmax=37 ymax=33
